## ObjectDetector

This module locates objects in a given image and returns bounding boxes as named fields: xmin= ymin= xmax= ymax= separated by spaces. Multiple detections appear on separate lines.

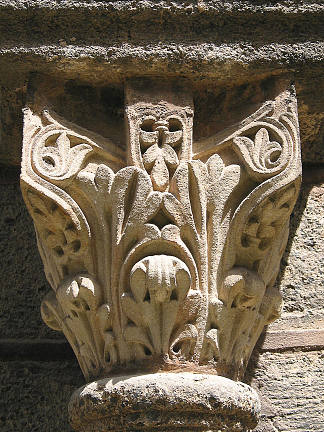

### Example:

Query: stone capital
xmin=20 ymin=78 xmax=301 ymax=431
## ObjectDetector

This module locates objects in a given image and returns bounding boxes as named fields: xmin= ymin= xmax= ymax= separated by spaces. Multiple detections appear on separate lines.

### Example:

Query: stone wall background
xmin=0 ymin=1 xmax=324 ymax=430
xmin=248 ymin=179 xmax=324 ymax=432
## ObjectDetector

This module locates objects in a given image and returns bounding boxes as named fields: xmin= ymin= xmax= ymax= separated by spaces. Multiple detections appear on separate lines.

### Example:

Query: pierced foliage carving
xmin=21 ymin=86 xmax=301 ymax=380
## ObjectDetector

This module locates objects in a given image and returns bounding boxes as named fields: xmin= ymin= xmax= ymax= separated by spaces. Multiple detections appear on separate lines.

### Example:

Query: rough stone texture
xmin=0 ymin=360 xmax=83 ymax=432
xmin=261 ymin=329 xmax=324 ymax=352
xmin=1 ymin=174 xmax=323 ymax=432
xmin=247 ymin=351 xmax=324 ymax=432
xmin=1 ymin=76 xmax=323 ymax=167
xmin=20 ymin=81 xmax=301 ymax=388
xmin=1 ymin=1 xmax=324 ymax=83
xmin=1 ymin=150 xmax=323 ymax=432
xmin=270 ymin=182 xmax=324 ymax=331
xmin=0 ymin=1 xmax=323 ymax=83
xmin=69 ymin=372 xmax=260 ymax=432
xmin=1 ymin=1 xmax=324 ymax=49
xmin=0 ymin=2 xmax=323 ymax=431
xmin=0 ymin=2 xmax=324 ymax=165
xmin=3 ymin=179 xmax=322 ymax=341
xmin=297 ymin=88 xmax=324 ymax=164
xmin=0 ymin=178 xmax=55 ymax=339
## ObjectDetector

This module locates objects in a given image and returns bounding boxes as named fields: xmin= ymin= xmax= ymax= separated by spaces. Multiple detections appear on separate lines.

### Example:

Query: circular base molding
xmin=69 ymin=372 xmax=260 ymax=431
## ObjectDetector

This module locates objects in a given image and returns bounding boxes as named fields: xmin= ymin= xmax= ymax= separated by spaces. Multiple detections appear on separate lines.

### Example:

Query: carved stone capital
xmin=20 ymin=79 xmax=301 ymax=431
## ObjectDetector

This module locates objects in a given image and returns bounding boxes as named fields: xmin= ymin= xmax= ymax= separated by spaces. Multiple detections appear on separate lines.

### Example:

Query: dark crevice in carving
xmin=148 ymin=208 xmax=174 ymax=230
xmin=122 ymin=171 xmax=138 ymax=233
xmin=188 ymin=164 xmax=203 ymax=235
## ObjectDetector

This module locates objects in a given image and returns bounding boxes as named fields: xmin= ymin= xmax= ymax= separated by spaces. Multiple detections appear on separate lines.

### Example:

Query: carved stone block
xmin=20 ymin=79 xmax=301 ymax=431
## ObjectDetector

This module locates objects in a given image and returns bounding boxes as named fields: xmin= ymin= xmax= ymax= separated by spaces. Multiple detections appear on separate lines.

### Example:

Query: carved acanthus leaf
xmin=206 ymin=94 xmax=301 ymax=378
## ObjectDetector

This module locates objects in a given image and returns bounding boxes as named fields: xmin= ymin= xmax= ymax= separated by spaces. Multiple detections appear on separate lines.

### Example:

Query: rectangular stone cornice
xmin=0 ymin=1 xmax=324 ymax=87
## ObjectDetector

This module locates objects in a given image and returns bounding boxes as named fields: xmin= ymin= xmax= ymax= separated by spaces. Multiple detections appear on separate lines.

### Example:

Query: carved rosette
xmin=21 ymin=81 xmax=301 ymax=431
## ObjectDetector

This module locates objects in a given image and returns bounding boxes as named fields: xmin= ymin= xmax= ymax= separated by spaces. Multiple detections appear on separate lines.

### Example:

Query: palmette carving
xmin=21 ymin=85 xmax=301 ymax=381
xmin=122 ymin=255 xmax=193 ymax=359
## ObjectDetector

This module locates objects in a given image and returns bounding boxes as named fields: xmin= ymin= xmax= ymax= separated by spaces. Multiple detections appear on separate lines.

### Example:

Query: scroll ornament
xmin=21 ymin=87 xmax=301 ymax=382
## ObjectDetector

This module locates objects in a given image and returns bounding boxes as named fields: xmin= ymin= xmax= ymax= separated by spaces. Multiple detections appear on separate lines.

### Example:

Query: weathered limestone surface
xmin=1 ymin=119 xmax=322 ymax=432
xmin=1 ymin=1 xmax=324 ymax=83
xmin=2 ymin=178 xmax=323 ymax=342
xmin=2 ymin=137 xmax=324 ymax=432
xmin=70 ymin=373 xmax=260 ymax=432
xmin=1 ymin=2 xmax=324 ymax=165
xmin=248 ymin=351 xmax=324 ymax=432
xmin=1 ymin=177 xmax=321 ymax=430
xmin=0 ymin=360 xmax=82 ymax=432
xmin=17 ymin=75 xmax=302 ymax=431
xmin=0 ymin=179 xmax=55 ymax=339
xmin=0 ymin=1 xmax=323 ymax=431
xmin=271 ymin=182 xmax=324 ymax=331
